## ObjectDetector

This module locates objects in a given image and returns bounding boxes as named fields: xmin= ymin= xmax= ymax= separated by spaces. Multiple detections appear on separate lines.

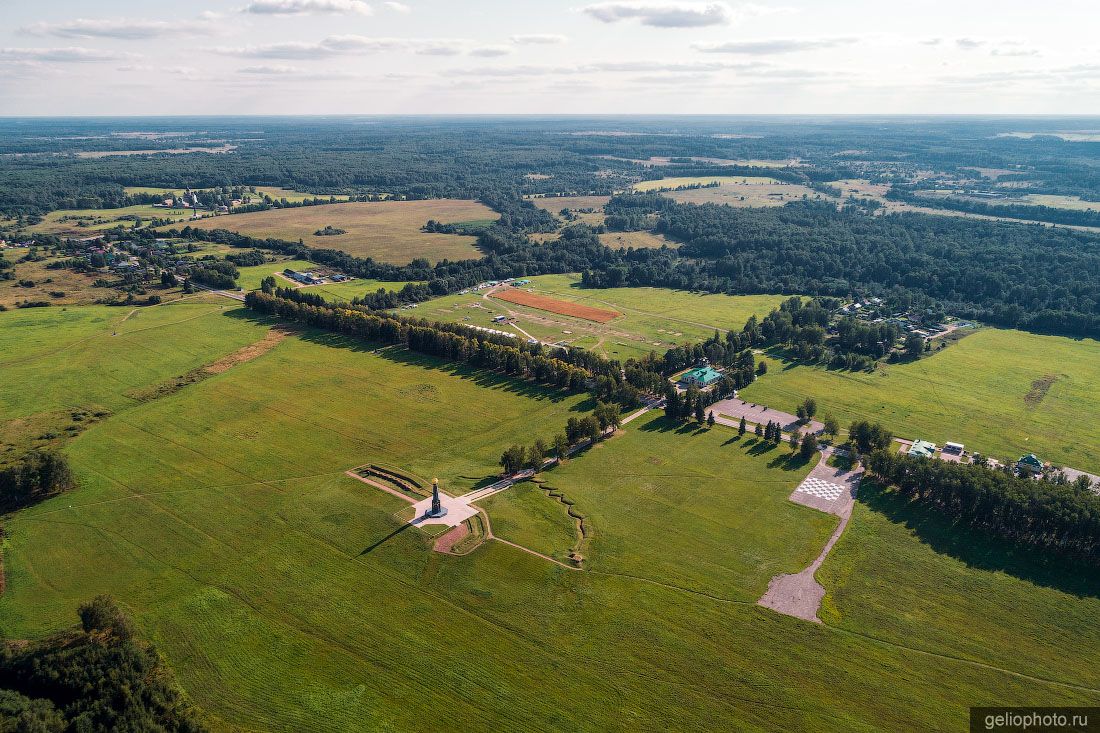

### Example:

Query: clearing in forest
xmin=491 ymin=287 xmax=621 ymax=323
xmin=173 ymin=200 xmax=499 ymax=265
xmin=633 ymin=175 xmax=826 ymax=206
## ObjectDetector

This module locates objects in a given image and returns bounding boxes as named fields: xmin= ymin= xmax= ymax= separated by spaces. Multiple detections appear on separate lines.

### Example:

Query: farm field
xmin=174 ymin=200 xmax=497 ymax=265
xmin=234 ymin=258 xmax=414 ymax=300
xmin=414 ymin=273 xmax=787 ymax=360
xmin=739 ymin=328 xmax=1100 ymax=474
xmin=831 ymin=179 xmax=1100 ymax=231
xmin=1016 ymin=193 xmax=1099 ymax=211
xmin=75 ymin=144 xmax=236 ymax=158
xmin=2 ymin=325 xmax=1097 ymax=729
xmin=633 ymin=175 xmax=826 ymax=206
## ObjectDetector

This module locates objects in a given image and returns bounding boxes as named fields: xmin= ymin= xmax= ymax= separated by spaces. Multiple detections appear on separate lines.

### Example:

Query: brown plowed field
xmin=491 ymin=288 xmax=621 ymax=323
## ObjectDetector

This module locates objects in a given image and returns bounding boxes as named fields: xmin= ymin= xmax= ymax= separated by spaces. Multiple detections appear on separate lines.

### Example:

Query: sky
xmin=1 ymin=0 xmax=1098 ymax=115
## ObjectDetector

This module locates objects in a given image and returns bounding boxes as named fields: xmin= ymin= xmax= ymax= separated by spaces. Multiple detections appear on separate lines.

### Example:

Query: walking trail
xmin=757 ymin=448 xmax=863 ymax=623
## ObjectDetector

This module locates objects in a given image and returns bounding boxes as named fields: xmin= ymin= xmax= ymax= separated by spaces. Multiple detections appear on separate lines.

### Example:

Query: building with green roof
xmin=678 ymin=366 xmax=724 ymax=388
xmin=1017 ymin=453 xmax=1045 ymax=475
xmin=907 ymin=440 xmax=937 ymax=459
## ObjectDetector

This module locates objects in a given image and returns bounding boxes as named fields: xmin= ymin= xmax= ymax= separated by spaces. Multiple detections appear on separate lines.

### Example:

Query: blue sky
xmin=1 ymin=0 xmax=1097 ymax=114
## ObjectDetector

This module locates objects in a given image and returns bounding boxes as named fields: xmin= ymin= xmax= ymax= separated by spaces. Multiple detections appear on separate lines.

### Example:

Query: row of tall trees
xmin=865 ymin=450 xmax=1100 ymax=565
xmin=247 ymin=290 xmax=594 ymax=393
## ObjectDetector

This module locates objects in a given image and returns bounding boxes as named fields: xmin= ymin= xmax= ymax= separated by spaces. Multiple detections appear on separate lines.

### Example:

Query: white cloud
xmin=580 ymin=1 xmax=735 ymax=28
xmin=693 ymin=37 xmax=857 ymax=54
xmin=992 ymin=47 xmax=1038 ymax=57
xmin=955 ymin=37 xmax=985 ymax=50
xmin=0 ymin=47 xmax=132 ymax=63
xmin=243 ymin=0 xmax=373 ymax=16
xmin=443 ymin=58 xmax=772 ymax=77
xmin=23 ymin=17 xmax=215 ymax=40
xmin=469 ymin=46 xmax=513 ymax=57
xmin=212 ymin=35 xmax=473 ymax=59
xmin=510 ymin=34 xmax=569 ymax=45
xmin=383 ymin=1 xmax=411 ymax=11
xmin=241 ymin=64 xmax=303 ymax=74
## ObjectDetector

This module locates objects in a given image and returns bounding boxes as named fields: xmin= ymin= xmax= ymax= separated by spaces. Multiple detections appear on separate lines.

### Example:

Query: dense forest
xmin=0 ymin=596 xmax=205 ymax=732
xmin=587 ymin=196 xmax=1100 ymax=338
xmin=3 ymin=116 xmax=1100 ymax=216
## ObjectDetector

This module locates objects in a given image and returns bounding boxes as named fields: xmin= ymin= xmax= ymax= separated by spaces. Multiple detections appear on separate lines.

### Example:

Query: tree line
xmin=865 ymin=449 xmax=1100 ymax=565
xmin=887 ymin=187 xmax=1100 ymax=228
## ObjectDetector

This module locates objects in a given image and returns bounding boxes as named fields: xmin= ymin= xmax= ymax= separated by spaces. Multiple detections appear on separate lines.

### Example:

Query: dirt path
xmin=757 ymin=449 xmax=862 ymax=623
xmin=204 ymin=326 xmax=296 ymax=374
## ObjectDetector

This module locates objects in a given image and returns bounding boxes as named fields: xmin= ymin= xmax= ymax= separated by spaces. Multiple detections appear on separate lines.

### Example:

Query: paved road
xmin=711 ymin=397 xmax=824 ymax=436
xmin=757 ymin=448 xmax=863 ymax=623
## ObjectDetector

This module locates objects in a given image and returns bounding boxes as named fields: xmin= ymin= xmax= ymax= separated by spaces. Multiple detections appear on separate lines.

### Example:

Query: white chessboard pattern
xmin=795 ymin=477 xmax=847 ymax=502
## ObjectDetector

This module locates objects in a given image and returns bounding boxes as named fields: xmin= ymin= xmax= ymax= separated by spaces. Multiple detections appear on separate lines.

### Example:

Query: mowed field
xmin=2 ymin=314 xmax=1098 ymax=729
xmin=176 ymin=200 xmax=499 ymax=265
xmin=0 ymin=298 xmax=270 ymax=459
xmin=598 ymin=230 xmax=674 ymax=249
xmin=740 ymin=328 xmax=1100 ymax=474
xmin=415 ymin=273 xmax=787 ymax=360
xmin=491 ymin=287 xmax=621 ymax=323
xmin=633 ymin=175 xmax=827 ymax=206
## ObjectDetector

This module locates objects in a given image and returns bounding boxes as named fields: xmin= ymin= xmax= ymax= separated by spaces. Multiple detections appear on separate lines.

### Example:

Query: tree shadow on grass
xmin=768 ymin=451 xmax=813 ymax=471
xmin=221 ymin=309 xmax=587 ymax=406
xmin=747 ymin=440 xmax=779 ymax=456
xmin=637 ymin=415 xmax=681 ymax=433
xmin=859 ymin=479 xmax=1100 ymax=600
xmin=722 ymin=434 xmax=743 ymax=446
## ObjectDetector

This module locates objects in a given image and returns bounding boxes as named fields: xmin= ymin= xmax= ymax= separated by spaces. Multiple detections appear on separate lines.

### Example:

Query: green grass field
xmin=740 ymin=328 xmax=1100 ymax=473
xmin=819 ymin=480 xmax=1100 ymax=690
xmin=541 ymin=414 xmax=834 ymax=596
xmin=0 ymin=298 xmax=269 ymax=461
xmin=2 ymin=306 xmax=1099 ymax=729
xmin=415 ymin=274 xmax=786 ymax=360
